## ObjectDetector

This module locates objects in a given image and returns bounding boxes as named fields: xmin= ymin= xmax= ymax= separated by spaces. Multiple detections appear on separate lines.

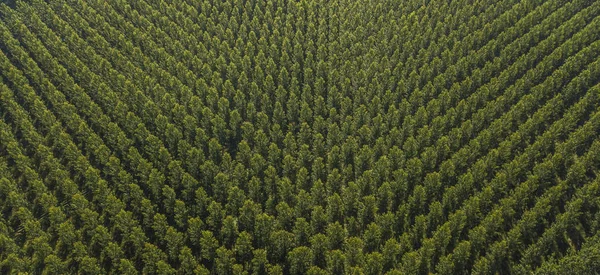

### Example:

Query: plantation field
xmin=1 ymin=0 xmax=600 ymax=274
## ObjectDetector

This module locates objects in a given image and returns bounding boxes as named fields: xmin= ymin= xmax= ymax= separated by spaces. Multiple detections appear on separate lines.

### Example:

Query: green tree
xmin=288 ymin=246 xmax=313 ymax=275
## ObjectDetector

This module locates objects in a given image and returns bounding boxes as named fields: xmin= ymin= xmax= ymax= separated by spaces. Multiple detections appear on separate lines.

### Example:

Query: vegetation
xmin=1 ymin=0 xmax=599 ymax=274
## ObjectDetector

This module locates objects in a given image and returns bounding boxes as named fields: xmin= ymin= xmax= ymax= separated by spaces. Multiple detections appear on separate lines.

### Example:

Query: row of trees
xmin=1 ymin=0 xmax=599 ymax=273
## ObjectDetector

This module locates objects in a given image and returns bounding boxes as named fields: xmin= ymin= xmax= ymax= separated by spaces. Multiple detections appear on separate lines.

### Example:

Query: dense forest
xmin=1 ymin=0 xmax=600 ymax=274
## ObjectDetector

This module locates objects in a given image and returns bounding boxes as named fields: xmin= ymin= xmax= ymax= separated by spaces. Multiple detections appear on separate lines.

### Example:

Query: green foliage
xmin=0 ymin=0 xmax=600 ymax=273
